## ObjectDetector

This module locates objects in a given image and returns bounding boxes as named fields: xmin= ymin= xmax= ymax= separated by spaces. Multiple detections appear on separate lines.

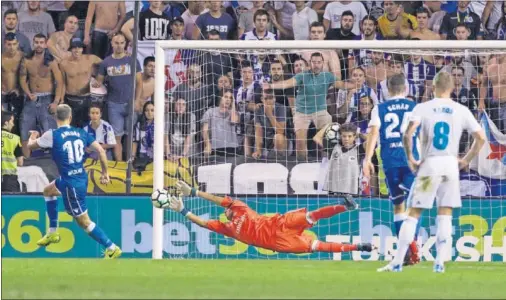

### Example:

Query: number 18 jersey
xmin=369 ymin=98 xmax=419 ymax=169
xmin=38 ymin=125 xmax=95 ymax=185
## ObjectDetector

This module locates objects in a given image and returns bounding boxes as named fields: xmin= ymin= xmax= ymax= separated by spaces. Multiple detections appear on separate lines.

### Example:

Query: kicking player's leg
xmin=74 ymin=212 xmax=121 ymax=259
xmin=384 ymin=168 xmax=406 ymax=237
xmin=37 ymin=180 xmax=61 ymax=246
xmin=379 ymin=175 xmax=441 ymax=272
xmin=62 ymin=182 xmax=122 ymax=258
xmin=401 ymin=168 xmax=421 ymax=265
xmin=307 ymin=195 xmax=358 ymax=224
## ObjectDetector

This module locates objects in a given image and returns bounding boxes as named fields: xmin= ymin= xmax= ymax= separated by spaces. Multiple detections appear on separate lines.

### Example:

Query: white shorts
xmin=407 ymin=175 xmax=461 ymax=209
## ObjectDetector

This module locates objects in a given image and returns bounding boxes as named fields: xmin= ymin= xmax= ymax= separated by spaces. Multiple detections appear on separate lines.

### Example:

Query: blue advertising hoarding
xmin=1 ymin=195 xmax=505 ymax=261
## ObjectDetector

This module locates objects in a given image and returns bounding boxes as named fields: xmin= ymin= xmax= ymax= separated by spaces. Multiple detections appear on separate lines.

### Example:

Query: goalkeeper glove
xmin=176 ymin=180 xmax=198 ymax=197
xmin=169 ymin=194 xmax=190 ymax=217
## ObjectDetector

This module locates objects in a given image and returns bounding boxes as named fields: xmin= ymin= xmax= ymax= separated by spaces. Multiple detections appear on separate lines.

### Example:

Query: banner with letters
xmin=19 ymin=155 xmax=506 ymax=196
xmin=1 ymin=195 xmax=504 ymax=261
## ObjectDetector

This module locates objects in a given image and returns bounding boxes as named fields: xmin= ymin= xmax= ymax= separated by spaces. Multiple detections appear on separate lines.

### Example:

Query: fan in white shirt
xmin=292 ymin=0 xmax=318 ymax=40
xmin=323 ymin=0 xmax=368 ymax=35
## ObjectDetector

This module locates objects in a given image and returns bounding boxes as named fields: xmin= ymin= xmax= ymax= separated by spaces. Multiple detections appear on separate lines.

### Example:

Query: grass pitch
xmin=2 ymin=259 xmax=505 ymax=299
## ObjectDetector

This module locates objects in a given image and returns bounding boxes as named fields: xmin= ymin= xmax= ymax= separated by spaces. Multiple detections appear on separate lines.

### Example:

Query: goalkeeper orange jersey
xmin=206 ymin=197 xmax=314 ymax=253
xmin=207 ymin=197 xmax=279 ymax=249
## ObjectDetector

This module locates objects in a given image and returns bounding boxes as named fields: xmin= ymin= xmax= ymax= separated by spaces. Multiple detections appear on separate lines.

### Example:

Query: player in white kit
xmin=377 ymin=71 xmax=486 ymax=273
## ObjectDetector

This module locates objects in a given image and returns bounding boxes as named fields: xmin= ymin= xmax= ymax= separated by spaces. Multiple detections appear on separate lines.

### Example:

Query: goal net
xmin=152 ymin=40 xmax=506 ymax=261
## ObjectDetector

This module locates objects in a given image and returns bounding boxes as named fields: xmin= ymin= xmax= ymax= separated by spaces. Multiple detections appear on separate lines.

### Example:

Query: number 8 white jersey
xmin=410 ymin=98 xmax=481 ymax=176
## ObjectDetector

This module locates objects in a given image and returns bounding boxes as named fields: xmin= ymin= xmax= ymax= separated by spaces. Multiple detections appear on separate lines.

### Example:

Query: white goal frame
xmin=152 ymin=40 xmax=506 ymax=259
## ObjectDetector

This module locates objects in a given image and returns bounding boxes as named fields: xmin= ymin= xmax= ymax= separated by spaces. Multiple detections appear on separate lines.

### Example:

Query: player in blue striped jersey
xmin=377 ymin=56 xmax=418 ymax=103
xmin=404 ymin=55 xmax=436 ymax=102
xmin=363 ymin=74 xmax=420 ymax=265
xmin=28 ymin=104 xmax=122 ymax=259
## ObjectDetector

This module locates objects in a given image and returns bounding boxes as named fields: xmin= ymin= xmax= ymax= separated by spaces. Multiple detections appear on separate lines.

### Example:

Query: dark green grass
xmin=2 ymin=259 xmax=505 ymax=299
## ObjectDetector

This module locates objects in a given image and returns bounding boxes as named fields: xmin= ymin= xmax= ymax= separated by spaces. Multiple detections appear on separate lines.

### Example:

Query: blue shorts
xmin=384 ymin=167 xmax=415 ymax=205
xmin=55 ymin=177 xmax=88 ymax=217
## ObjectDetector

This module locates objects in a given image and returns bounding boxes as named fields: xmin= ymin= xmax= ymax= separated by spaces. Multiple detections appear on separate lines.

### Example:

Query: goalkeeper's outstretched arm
xmin=186 ymin=213 xmax=208 ymax=227
xmin=167 ymin=194 xmax=209 ymax=227
xmin=168 ymin=195 xmax=230 ymax=237
xmin=175 ymin=180 xmax=226 ymax=206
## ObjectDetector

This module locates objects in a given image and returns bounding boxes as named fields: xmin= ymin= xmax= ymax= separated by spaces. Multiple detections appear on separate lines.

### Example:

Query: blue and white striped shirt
xmin=240 ymin=29 xmax=277 ymax=40
xmin=404 ymin=59 xmax=436 ymax=101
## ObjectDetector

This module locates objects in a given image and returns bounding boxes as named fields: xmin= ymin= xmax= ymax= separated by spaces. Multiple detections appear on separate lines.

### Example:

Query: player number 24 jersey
xmin=369 ymin=97 xmax=419 ymax=169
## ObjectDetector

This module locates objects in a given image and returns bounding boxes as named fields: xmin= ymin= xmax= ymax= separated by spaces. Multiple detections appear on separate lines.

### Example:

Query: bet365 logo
xmin=1 ymin=211 xmax=75 ymax=254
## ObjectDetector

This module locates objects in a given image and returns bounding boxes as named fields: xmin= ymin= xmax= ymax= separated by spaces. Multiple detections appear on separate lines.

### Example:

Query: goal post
xmin=153 ymin=45 xmax=166 ymax=260
xmin=152 ymin=40 xmax=506 ymax=260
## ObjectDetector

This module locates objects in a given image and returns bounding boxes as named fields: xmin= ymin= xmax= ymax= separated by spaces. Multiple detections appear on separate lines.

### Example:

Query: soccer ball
xmin=324 ymin=123 xmax=341 ymax=145
xmin=151 ymin=188 xmax=169 ymax=208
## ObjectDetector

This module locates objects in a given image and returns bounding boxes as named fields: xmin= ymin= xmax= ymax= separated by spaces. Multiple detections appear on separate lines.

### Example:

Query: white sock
xmin=392 ymin=216 xmax=418 ymax=266
xmin=85 ymin=222 xmax=96 ymax=233
xmin=435 ymin=215 xmax=452 ymax=266
xmin=107 ymin=243 xmax=117 ymax=251
xmin=48 ymin=227 xmax=57 ymax=233
xmin=393 ymin=213 xmax=407 ymax=222
xmin=44 ymin=196 xmax=57 ymax=202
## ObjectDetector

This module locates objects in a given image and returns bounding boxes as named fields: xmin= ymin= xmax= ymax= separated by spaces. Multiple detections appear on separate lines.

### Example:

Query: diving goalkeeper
xmin=167 ymin=181 xmax=373 ymax=254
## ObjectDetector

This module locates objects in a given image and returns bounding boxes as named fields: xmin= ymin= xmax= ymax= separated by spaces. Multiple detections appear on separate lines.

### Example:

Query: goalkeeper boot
xmin=356 ymin=243 xmax=374 ymax=252
xmin=104 ymin=246 xmax=122 ymax=259
xmin=408 ymin=241 xmax=421 ymax=265
xmin=403 ymin=241 xmax=421 ymax=266
xmin=343 ymin=194 xmax=359 ymax=211
xmin=36 ymin=232 xmax=61 ymax=247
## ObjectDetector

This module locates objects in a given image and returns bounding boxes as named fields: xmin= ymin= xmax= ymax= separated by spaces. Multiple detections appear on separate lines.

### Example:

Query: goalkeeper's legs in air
xmin=277 ymin=195 xmax=373 ymax=254
xmin=307 ymin=194 xmax=358 ymax=224
xmin=311 ymin=240 xmax=373 ymax=253
xmin=309 ymin=195 xmax=372 ymax=253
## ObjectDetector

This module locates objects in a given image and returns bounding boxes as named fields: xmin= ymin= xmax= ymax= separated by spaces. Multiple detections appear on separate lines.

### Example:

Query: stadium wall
xmin=1 ymin=195 xmax=504 ymax=261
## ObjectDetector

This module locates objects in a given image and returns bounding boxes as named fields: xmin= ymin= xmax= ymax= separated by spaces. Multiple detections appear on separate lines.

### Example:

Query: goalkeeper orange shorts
xmin=274 ymin=208 xmax=314 ymax=253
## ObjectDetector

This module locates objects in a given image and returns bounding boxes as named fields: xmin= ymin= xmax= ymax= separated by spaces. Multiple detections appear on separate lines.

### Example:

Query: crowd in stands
xmin=1 ymin=0 xmax=506 ymax=194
